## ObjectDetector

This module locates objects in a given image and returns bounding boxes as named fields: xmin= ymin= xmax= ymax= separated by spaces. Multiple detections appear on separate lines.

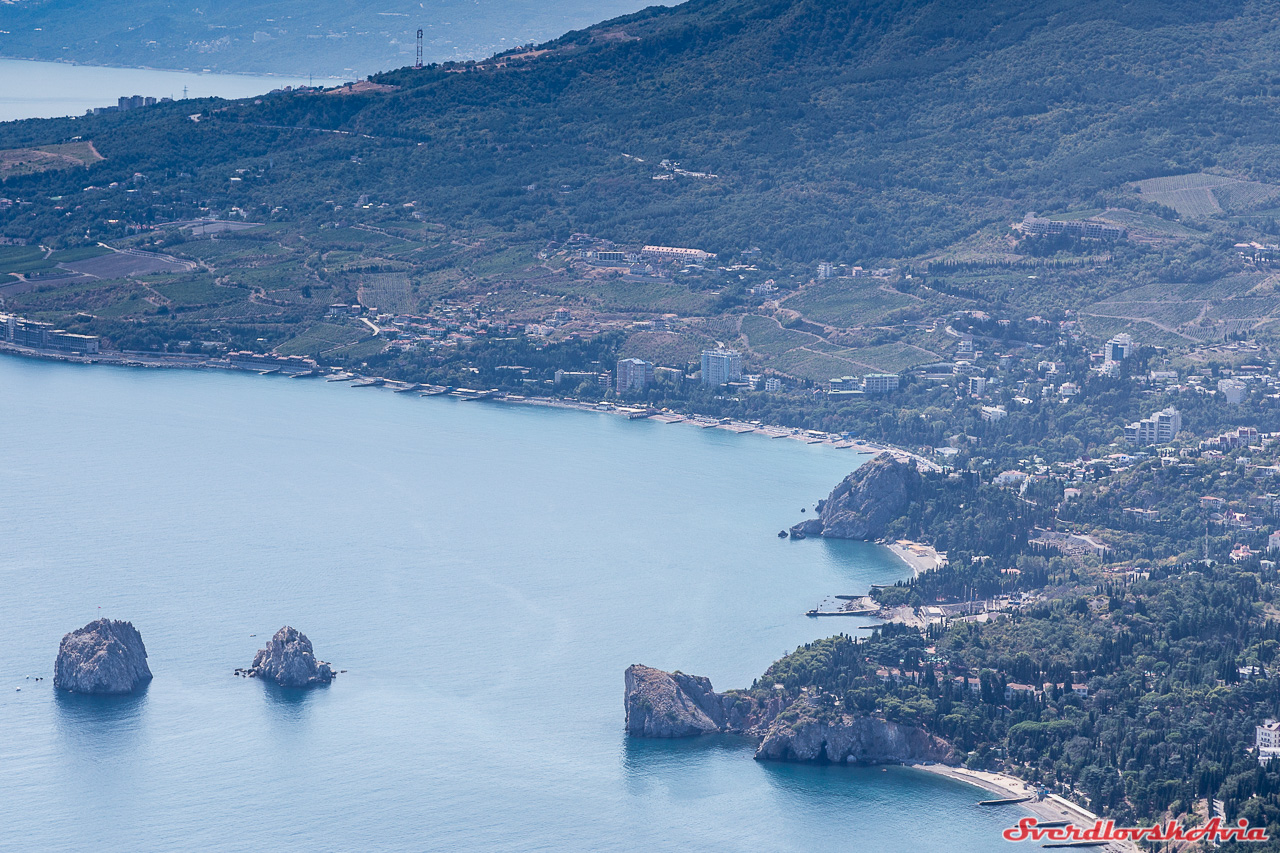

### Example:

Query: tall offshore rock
xmin=54 ymin=619 xmax=153 ymax=694
xmin=250 ymin=626 xmax=335 ymax=688
xmin=624 ymin=664 xmax=727 ymax=737
xmin=815 ymin=455 xmax=921 ymax=540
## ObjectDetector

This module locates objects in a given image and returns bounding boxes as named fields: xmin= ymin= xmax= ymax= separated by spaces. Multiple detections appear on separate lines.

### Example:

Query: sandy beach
xmin=911 ymin=764 xmax=1139 ymax=853
xmin=884 ymin=539 xmax=947 ymax=576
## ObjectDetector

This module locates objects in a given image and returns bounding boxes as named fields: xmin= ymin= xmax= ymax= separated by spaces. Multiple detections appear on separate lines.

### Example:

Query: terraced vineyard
xmin=1081 ymin=272 xmax=1280 ymax=342
xmin=1132 ymin=172 xmax=1280 ymax=217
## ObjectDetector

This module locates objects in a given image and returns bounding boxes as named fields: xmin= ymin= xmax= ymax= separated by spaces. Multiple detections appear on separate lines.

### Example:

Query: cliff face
xmin=816 ymin=455 xmax=921 ymax=540
xmin=54 ymin=619 xmax=153 ymax=695
xmin=251 ymin=627 xmax=334 ymax=688
xmin=625 ymin=666 xmax=954 ymax=765
xmin=625 ymin=665 xmax=730 ymax=736
xmin=754 ymin=704 xmax=957 ymax=764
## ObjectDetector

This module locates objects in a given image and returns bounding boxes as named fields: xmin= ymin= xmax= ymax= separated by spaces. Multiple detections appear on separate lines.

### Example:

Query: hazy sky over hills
xmin=0 ymin=0 xmax=651 ymax=77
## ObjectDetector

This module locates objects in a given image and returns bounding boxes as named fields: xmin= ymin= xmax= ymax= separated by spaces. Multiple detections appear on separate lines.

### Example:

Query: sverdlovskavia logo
xmin=1003 ymin=816 xmax=1269 ymax=844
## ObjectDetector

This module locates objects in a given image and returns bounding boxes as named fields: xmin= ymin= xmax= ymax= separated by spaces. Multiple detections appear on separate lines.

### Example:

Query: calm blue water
xmin=0 ymin=357 xmax=1026 ymax=851
xmin=0 ymin=58 xmax=313 ymax=122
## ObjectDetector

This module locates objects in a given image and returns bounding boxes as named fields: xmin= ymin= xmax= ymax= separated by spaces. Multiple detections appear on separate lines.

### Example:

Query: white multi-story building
xmin=1258 ymin=720 xmax=1280 ymax=764
xmin=1125 ymin=407 xmax=1182 ymax=446
xmin=1219 ymin=378 xmax=1247 ymax=404
xmin=642 ymin=245 xmax=711 ymax=263
xmin=862 ymin=373 xmax=900 ymax=394
xmin=615 ymin=358 xmax=654 ymax=393
xmin=969 ymin=376 xmax=987 ymax=397
xmin=764 ymin=377 xmax=782 ymax=392
xmin=701 ymin=349 xmax=743 ymax=386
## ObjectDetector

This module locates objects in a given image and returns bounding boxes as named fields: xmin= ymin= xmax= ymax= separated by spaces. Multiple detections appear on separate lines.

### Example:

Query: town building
xmin=701 ymin=349 xmax=743 ymax=386
xmin=554 ymin=370 xmax=598 ymax=387
xmin=1258 ymin=720 xmax=1280 ymax=764
xmin=1106 ymin=333 xmax=1133 ymax=363
xmin=642 ymin=245 xmax=711 ymax=263
xmin=969 ymin=376 xmax=987 ymax=396
xmin=862 ymin=373 xmax=899 ymax=394
xmin=1125 ymin=407 xmax=1182 ymax=446
xmin=817 ymin=262 xmax=835 ymax=279
xmin=764 ymin=377 xmax=782 ymax=392
xmin=1219 ymin=378 xmax=1248 ymax=404
xmin=2 ymin=313 xmax=100 ymax=354
xmin=1021 ymin=214 xmax=1126 ymax=241
xmin=615 ymin=358 xmax=654 ymax=393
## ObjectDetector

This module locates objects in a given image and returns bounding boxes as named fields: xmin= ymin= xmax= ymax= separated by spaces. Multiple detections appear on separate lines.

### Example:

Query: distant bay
xmin=0 ymin=58 xmax=314 ymax=122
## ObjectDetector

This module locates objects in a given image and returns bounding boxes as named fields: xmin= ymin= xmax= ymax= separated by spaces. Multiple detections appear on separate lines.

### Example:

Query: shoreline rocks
xmin=625 ymin=665 xmax=955 ymax=766
xmin=754 ymin=702 xmax=957 ymax=764
xmin=54 ymin=619 xmax=153 ymax=695
xmin=250 ymin=626 xmax=334 ymax=688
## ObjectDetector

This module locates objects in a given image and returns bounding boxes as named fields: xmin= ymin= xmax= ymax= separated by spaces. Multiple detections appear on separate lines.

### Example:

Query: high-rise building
xmin=701 ymin=349 xmax=743 ymax=386
xmin=1124 ymin=407 xmax=1181 ymax=445
xmin=1106 ymin=333 xmax=1134 ymax=363
xmin=615 ymin=358 xmax=655 ymax=393
xmin=968 ymin=376 xmax=987 ymax=397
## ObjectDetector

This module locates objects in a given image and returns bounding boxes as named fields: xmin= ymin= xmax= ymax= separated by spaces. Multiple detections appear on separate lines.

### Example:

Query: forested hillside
xmin=4 ymin=0 xmax=1280 ymax=260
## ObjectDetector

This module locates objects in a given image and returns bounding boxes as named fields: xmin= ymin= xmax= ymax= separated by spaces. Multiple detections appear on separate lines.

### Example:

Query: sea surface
xmin=0 ymin=58 xmax=313 ymax=122
xmin=0 ymin=357 xmax=1028 ymax=851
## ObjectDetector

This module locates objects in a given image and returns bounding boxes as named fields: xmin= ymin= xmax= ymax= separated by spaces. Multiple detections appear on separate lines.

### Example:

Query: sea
xmin=0 ymin=356 xmax=1033 ymax=851
xmin=0 ymin=58 xmax=314 ymax=122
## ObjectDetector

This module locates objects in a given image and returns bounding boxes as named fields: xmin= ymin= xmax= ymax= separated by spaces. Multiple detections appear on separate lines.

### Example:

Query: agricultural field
xmin=357 ymin=273 xmax=414 ymax=314
xmin=0 ymin=140 xmax=103 ymax=180
xmin=782 ymin=279 xmax=916 ymax=327
xmin=274 ymin=323 xmax=371 ymax=357
xmin=740 ymin=313 xmax=889 ymax=380
xmin=1132 ymin=172 xmax=1280 ymax=217
xmin=618 ymin=329 xmax=714 ymax=366
xmin=1080 ymin=272 xmax=1280 ymax=343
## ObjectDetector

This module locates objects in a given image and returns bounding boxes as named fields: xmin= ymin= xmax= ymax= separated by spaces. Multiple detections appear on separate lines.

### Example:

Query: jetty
xmin=806 ymin=609 xmax=876 ymax=617
xmin=977 ymin=796 xmax=1033 ymax=806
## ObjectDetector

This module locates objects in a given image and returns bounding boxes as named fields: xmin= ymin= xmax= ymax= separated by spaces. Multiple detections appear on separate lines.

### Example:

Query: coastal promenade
xmin=0 ymin=337 xmax=943 ymax=470
xmin=914 ymin=764 xmax=1140 ymax=853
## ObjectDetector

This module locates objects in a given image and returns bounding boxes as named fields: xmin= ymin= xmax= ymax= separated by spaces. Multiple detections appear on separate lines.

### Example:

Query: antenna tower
xmin=416 ymin=29 xmax=423 ymax=69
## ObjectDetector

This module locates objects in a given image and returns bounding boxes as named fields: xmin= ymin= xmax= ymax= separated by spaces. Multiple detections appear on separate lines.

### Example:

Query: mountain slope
xmin=1 ymin=0 xmax=1278 ymax=261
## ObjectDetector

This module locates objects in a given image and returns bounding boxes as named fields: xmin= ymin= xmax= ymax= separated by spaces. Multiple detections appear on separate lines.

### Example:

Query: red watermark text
xmin=1003 ymin=816 xmax=1269 ymax=844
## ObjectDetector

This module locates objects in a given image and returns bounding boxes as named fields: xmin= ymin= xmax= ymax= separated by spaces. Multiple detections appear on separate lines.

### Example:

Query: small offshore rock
xmin=54 ymin=619 xmax=153 ymax=695
xmin=250 ymin=626 xmax=335 ymax=688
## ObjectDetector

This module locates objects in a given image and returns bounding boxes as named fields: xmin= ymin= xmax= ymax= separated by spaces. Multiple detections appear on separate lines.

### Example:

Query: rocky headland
xmin=624 ymin=664 xmax=955 ymax=764
xmin=790 ymin=455 xmax=921 ymax=540
xmin=249 ymin=626 xmax=335 ymax=688
xmin=54 ymin=619 xmax=153 ymax=695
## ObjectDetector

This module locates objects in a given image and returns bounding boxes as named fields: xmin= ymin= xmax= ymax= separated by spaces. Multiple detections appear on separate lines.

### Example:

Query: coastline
xmin=0 ymin=342 xmax=938 ymax=466
xmin=910 ymin=764 xmax=1139 ymax=853
xmin=883 ymin=539 xmax=946 ymax=577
